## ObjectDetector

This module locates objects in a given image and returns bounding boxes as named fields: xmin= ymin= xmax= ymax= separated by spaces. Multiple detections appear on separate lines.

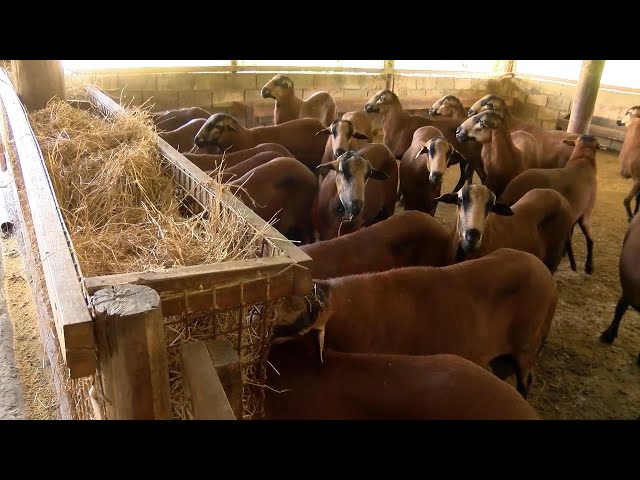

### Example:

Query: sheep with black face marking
xmin=260 ymin=74 xmax=338 ymax=127
xmin=194 ymin=113 xmax=327 ymax=171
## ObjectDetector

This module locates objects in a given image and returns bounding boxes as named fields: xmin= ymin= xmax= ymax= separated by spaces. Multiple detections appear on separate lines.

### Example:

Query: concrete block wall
xmin=507 ymin=75 xmax=640 ymax=150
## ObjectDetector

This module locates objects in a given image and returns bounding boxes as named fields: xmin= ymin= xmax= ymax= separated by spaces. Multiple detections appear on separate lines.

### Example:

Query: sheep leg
xmin=623 ymin=180 xmax=640 ymax=222
xmin=577 ymin=216 xmax=595 ymax=274
xmin=513 ymin=360 xmax=531 ymax=399
xmin=565 ymin=236 xmax=577 ymax=272
xmin=600 ymin=296 xmax=629 ymax=344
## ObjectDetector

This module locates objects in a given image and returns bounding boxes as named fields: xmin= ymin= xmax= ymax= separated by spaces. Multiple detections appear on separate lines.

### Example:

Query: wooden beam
xmin=11 ymin=61 xmax=65 ymax=112
xmin=0 ymin=68 xmax=96 ymax=378
xmin=206 ymin=339 xmax=242 ymax=419
xmin=84 ymin=257 xmax=313 ymax=316
xmin=567 ymin=61 xmax=606 ymax=135
xmin=180 ymin=341 xmax=236 ymax=420
xmin=91 ymin=284 xmax=171 ymax=420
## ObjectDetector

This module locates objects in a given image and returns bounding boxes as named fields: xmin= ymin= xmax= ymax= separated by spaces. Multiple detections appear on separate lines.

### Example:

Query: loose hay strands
xmin=19 ymin=76 xmax=280 ymax=420
xmin=28 ymin=96 xmax=266 ymax=278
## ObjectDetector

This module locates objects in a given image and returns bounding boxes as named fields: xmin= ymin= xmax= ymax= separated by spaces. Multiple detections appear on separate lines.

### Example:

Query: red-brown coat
xmin=183 ymin=143 xmax=294 ymax=171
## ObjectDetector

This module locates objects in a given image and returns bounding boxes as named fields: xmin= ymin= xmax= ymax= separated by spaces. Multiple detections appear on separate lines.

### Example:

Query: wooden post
xmin=384 ymin=60 xmax=394 ymax=91
xmin=91 ymin=284 xmax=171 ymax=420
xmin=11 ymin=60 xmax=66 ymax=112
xmin=206 ymin=339 xmax=242 ymax=419
xmin=180 ymin=341 xmax=236 ymax=420
xmin=567 ymin=60 xmax=606 ymax=135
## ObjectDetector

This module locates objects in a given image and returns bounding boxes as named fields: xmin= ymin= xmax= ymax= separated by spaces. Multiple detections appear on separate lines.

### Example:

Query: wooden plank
xmin=92 ymin=284 xmax=171 ymax=419
xmin=180 ymin=341 xmax=236 ymax=420
xmin=205 ymin=339 xmax=242 ymax=419
xmin=86 ymin=85 xmax=313 ymax=269
xmin=0 ymin=68 xmax=96 ymax=378
xmin=84 ymin=256 xmax=313 ymax=316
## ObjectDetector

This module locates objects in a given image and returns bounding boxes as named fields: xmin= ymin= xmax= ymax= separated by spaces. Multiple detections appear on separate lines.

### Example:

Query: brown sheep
xmin=271 ymin=247 xmax=558 ymax=398
xmin=364 ymin=89 xmax=485 ymax=192
xmin=228 ymin=157 xmax=318 ymax=245
xmin=151 ymin=107 xmax=211 ymax=132
xmin=158 ymin=118 xmax=206 ymax=153
xmin=209 ymin=151 xmax=290 ymax=183
xmin=194 ymin=113 xmax=327 ymax=171
xmin=500 ymin=135 xmax=604 ymax=274
xmin=599 ymin=212 xmax=640 ymax=365
xmin=456 ymin=111 xmax=537 ymax=197
xmin=616 ymin=106 xmax=640 ymax=221
xmin=429 ymin=95 xmax=468 ymax=120
xmin=436 ymin=184 xmax=576 ymax=273
xmin=264 ymin=337 xmax=539 ymax=420
xmin=301 ymin=210 xmax=451 ymax=279
xmin=260 ymin=74 xmax=338 ymax=127
xmin=183 ymin=143 xmax=294 ymax=172
xmin=316 ymin=112 xmax=373 ymax=165
xmin=314 ymin=145 xmax=398 ymax=240
xmin=468 ymin=94 xmax=579 ymax=168
xmin=400 ymin=126 xmax=456 ymax=216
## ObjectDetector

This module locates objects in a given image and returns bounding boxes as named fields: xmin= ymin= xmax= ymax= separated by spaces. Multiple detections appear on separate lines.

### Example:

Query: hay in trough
xmin=21 ymin=77 xmax=279 ymax=420
xmin=28 ymin=99 xmax=266 ymax=278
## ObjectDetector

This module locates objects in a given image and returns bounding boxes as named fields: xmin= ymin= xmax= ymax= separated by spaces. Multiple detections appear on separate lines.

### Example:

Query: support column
xmin=567 ymin=60 xmax=606 ymax=135
xmin=11 ymin=60 xmax=65 ymax=111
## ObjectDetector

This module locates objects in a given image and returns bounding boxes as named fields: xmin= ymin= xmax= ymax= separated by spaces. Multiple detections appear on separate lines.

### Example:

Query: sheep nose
xmin=334 ymin=148 xmax=346 ymax=158
xmin=194 ymin=137 xmax=204 ymax=148
xmin=364 ymin=105 xmax=374 ymax=113
xmin=429 ymin=171 xmax=443 ymax=184
xmin=616 ymin=119 xmax=624 ymax=126
xmin=351 ymin=200 xmax=364 ymax=216
xmin=429 ymin=108 xmax=437 ymax=116
xmin=261 ymin=88 xmax=271 ymax=98
xmin=468 ymin=109 xmax=476 ymax=117
xmin=456 ymin=128 xmax=468 ymax=142
xmin=464 ymin=229 xmax=481 ymax=246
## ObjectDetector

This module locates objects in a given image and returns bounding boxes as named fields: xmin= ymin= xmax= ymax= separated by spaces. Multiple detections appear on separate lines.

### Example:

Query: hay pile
xmin=28 ymin=99 xmax=265 ymax=278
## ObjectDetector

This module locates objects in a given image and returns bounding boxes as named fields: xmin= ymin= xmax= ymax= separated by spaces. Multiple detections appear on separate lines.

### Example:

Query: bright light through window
xmin=238 ymin=60 xmax=384 ymax=69
xmin=601 ymin=60 xmax=640 ymax=89
xmin=394 ymin=60 xmax=496 ymax=72
xmin=63 ymin=60 xmax=231 ymax=71
xmin=514 ymin=60 xmax=583 ymax=81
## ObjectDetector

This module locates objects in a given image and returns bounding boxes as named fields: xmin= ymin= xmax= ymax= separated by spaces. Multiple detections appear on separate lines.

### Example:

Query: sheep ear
xmin=316 ymin=161 xmax=338 ymax=173
xmin=227 ymin=123 xmax=239 ymax=132
xmin=447 ymin=147 xmax=459 ymax=166
xmin=414 ymin=145 xmax=428 ymax=159
xmin=435 ymin=193 xmax=459 ymax=205
xmin=491 ymin=202 xmax=515 ymax=216
xmin=316 ymin=127 xmax=331 ymax=136
xmin=353 ymin=131 xmax=369 ymax=140
xmin=563 ymin=139 xmax=576 ymax=146
xmin=369 ymin=168 xmax=389 ymax=180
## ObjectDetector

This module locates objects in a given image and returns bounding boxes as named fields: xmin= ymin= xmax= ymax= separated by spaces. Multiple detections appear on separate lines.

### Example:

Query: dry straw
xmin=28 ymin=88 xmax=266 ymax=278
xmin=23 ymin=75 xmax=278 ymax=420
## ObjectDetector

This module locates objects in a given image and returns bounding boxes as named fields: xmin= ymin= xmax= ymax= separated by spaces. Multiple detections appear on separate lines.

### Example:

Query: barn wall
xmin=506 ymin=75 xmax=640 ymax=150
xmin=90 ymin=71 xmax=508 ymax=115
xmin=89 ymin=70 xmax=639 ymax=151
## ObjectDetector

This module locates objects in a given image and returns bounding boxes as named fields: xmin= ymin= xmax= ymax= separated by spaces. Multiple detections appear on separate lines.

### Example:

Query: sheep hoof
xmin=599 ymin=329 xmax=616 ymax=344
xmin=585 ymin=264 xmax=594 ymax=275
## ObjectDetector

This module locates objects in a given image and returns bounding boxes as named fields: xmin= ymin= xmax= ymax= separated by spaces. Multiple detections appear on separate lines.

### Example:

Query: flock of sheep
xmin=149 ymin=73 xmax=640 ymax=419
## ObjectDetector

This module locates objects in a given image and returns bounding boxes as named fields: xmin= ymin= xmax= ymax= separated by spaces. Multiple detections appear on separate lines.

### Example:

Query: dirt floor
xmin=431 ymin=150 xmax=640 ymax=420
xmin=0 ymin=235 xmax=59 ymax=419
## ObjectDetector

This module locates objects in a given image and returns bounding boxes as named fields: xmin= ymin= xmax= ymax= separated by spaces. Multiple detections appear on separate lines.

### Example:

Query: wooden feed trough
xmin=0 ymin=68 xmax=313 ymax=420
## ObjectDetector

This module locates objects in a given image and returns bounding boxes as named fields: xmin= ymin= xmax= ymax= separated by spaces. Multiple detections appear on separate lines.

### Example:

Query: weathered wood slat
xmin=0 ymin=68 xmax=96 ymax=379
xmin=180 ymin=341 xmax=236 ymax=420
